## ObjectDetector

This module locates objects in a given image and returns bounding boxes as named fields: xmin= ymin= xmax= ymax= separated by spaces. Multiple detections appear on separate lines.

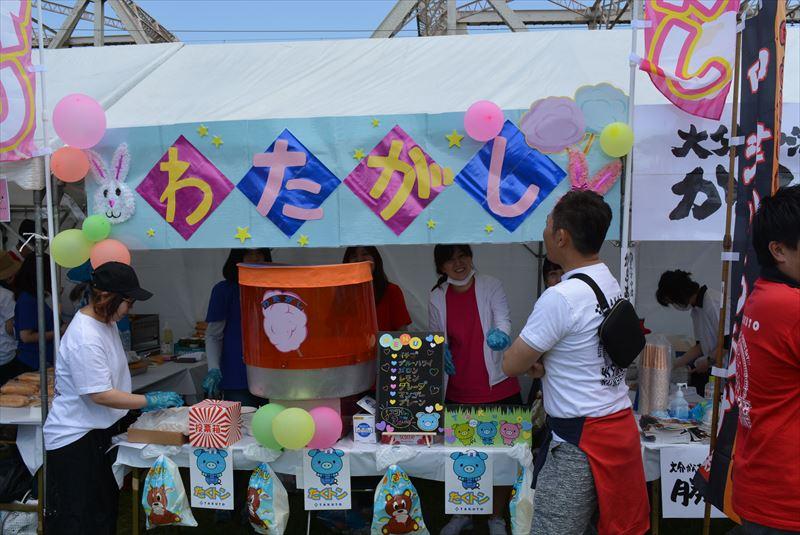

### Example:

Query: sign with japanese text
xmin=0 ymin=179 xmax=10 ymax=222
xmin=632 ymin=103 xmax=798 ymax=241
xmin=189 ymin=447 xmax=234 ymax=510
xmin=445 ymin=449 xmax=493 ymax=515
xmin=0 ymin=0 xmax=37 ymax=161
xmin=302 ymin=448 xmax=352 ymax=510
xmin=660 ymin=445 xmax=724 ymax=518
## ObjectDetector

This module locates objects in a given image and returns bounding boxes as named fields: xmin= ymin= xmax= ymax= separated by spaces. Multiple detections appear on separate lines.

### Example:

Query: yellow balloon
xmin=272 ymin=408 xmax=315 ymax=450
xmin=599 ymin=122 xmax=634 ymax=158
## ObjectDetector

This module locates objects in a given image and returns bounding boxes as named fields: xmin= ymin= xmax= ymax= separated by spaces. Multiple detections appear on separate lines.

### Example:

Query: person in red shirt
xmin=732 ymin=184 xmax=800 ymax=534
xmin=342 ymin=246 xmax=411 ymax=331
xmin=428 ymin=244 xmax=519 ymax=535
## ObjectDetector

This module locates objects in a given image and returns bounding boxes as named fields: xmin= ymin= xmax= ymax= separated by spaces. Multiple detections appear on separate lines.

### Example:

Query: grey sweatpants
xmin=532 ymin=440 xmax=597 ymax=535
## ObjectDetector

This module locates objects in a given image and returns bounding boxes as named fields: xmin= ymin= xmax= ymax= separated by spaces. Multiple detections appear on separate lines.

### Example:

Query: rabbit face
xmin=88 ymin=143 xmax=136 ymax=224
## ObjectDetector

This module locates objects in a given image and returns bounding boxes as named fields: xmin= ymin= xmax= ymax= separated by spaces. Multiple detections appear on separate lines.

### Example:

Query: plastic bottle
xmin=669 ymin=383 xmax=690 ymax=420
xmin=704 ymin=377 xmax=716 ymax=400
xmin=162 ymin=324 xmax=174 ymax=355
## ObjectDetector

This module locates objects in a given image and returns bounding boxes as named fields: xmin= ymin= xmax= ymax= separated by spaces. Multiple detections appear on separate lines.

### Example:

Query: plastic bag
xmin=246 ymin=463 xmax=289 ymax=535
xmin=370 ymin=464 xmax=429 ymax=535
xmin=141 ymin=455 xmax=197 ymax=529
xmin=509 ymin=465 xmax=535 ymax=535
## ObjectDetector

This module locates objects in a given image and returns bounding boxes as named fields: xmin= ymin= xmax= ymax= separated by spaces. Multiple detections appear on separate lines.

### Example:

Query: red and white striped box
xmin=188 ymin=400 xmax=242 ymax=448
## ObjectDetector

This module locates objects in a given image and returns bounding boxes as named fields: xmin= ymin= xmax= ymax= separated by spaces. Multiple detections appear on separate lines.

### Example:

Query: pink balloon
xmin=90 ymin=239 xmax=130 ymax=269
xmin=464 ymin=100 xmax=505 ymax=142
xmin=307 ymin=406 xmax=343 ymax=449
xmin=53 ymin=94 xmax=107 ymax=149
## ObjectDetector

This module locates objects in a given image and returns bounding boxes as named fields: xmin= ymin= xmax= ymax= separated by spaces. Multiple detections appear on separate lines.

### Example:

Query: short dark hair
xmin=752 ymin=184 xmax=800 ymax=268
xmin=542 ymin=258 xmax=563 ymax=284
xmin=90 ymin=287 xmax=126 ymax=324
xmin=432 ymin=244 xmax=473 ymax=290
xmin=16 ymin=219 xmax=35 ymax=246
xmin=656 ymin=270 xmax=699 ymax=307
xmin=223 ymin=248 xmax=272 ymax=283
xmin=14 ymin=253 xmax=52 ymax=299
xmin=551 ymin=190 xmax=612 ymax=255
xmin=343 ymin=246 xmax=389 ymax=302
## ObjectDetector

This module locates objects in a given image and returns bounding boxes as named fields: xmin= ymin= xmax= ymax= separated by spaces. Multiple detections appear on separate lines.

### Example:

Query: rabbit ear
xmin=86 ymin=151 xmax=109 ymax=184
xmin=588 ymin=159 xmax=622 ymax=196
xmin=567 ymin=147 xmax=589 ymax=190
xmin=111 ymin=143 xmax=131 ymax=184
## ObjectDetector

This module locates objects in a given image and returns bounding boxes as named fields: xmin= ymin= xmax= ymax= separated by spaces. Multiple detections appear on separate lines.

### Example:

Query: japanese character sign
xmin=137 ymin=135 xmax=234 ymax=240
xmin=344 ymin=125 xmax=453 ymax=235
xmin=455 ymin=121 xmax=564 ymax=232
xmin=660 ymin=446 xmax=724 ymax=518
xmin=238 ymin=129 xmax=340 ymax=237
xmin=302 ymin=448 xmax=352 ymax=510
xmin=189 ymin=447 xmax=234 ymax=510
xmin=445 ymin=449 xmax=493 ymax=515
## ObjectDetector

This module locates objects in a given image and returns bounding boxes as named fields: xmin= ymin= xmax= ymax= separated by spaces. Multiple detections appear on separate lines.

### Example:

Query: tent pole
xmin=702 ymin=23 xmax=743 ymax=535
xmin=619 ymin=0 xmax=640 ymax=302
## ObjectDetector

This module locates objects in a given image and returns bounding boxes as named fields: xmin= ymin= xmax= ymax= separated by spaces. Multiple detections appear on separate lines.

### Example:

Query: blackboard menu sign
xmin=375 ymin=331 xmax=445 ymax=437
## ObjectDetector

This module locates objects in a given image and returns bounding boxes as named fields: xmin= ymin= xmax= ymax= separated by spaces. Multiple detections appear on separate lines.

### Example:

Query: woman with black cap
xmin=43 ymin=262 xmax=184 ymax=534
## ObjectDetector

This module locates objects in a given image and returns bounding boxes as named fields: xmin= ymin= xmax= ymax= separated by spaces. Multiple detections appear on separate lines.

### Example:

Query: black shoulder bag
xmin=570 ymin=273 xmax=645 ymax=368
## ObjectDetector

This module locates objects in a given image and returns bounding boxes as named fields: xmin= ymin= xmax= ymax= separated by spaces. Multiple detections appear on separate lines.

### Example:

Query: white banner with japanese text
xmin=660 ymin=445 xmax=725 ymax=518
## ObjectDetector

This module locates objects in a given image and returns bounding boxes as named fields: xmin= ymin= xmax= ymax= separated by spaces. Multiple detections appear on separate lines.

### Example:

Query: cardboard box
xmin=127 ymin=428 xmax=187 ymax=446
xmin=353 ymin=413 xmax=376 ymax=443
xmin=188 ymin=399 xmax=242 ymax=448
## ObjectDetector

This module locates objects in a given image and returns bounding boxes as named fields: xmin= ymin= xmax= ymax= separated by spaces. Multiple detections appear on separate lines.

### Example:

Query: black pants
xmin=46 ymin=425 xmax=120 ymax=535
xmin=741 ymin=520 xmax=800 ymax=535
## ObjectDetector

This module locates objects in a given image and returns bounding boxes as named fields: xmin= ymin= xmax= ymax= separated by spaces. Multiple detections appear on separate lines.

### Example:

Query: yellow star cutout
xmin=446 ymin=130 xmax=464 ymax=148
xmin=297 ymin=234 xmax=310 ymax=247
xmin=211 ymin=135 xmax=223 ymax=149
xmin=234 ymin=226 xmax=251 ymax=244
xmin=371 ymin=118 xmax=380 ymax=128
xmin=426 ymin=218 xmax=437 ymax=230
xmin=353 ymin=148 xmax=366 ymax=160
xmin=197 ymin=125 xmax=209 ymax=137
xmin=484 ymin=224 xmax=495 ymax=234
xmin=146 ymin=229 xmax=155 ymax=238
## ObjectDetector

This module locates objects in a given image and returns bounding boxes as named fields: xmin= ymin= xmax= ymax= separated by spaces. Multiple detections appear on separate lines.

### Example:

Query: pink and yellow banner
xmin=640 ymin=0 xmax=740 ymax=120
xmin=1 ymin=1 xmax=37 ymax=161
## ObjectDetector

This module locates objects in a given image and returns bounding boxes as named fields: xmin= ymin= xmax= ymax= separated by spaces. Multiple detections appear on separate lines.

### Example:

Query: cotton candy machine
xmin=239 ymin=262 xmax=377 ymax=400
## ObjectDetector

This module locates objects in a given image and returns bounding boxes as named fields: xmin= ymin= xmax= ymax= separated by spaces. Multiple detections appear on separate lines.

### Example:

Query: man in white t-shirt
xmin=503 ymin=190 xmax=649 ymax=535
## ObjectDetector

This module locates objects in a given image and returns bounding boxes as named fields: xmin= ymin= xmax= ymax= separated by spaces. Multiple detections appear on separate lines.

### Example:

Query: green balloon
xmin=272 ymin=407 xmax=315 ymax=450
xmin=251 ymin=403 xmax=285 ymax=450
xmin=82 ymin=215 xmax=111 ymax=242
xmin=51 ymin=229 xmax=91 ymax=268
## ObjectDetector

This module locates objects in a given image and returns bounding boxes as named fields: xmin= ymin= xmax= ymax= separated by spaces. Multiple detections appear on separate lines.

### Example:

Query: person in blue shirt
xmin=14 ymin=253 xmax=59 ymax=371
xmin=202 ymin=248 xmax=271 ymax=406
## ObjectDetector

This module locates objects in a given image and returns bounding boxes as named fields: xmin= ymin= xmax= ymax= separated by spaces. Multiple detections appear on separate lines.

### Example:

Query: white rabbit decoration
xmin=88 ymin=143 xmax=136 ymax=224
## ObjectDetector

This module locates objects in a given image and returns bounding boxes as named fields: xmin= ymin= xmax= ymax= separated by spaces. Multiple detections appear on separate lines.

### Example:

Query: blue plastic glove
xmin=202 ymin=368 xmax=222 ymax=397
xmin=143 ymin=391 xmax=184 ymax=412
xmin=486 ymin=328 xmax=511 ymax=351
xmin=444 ymin=344 xmax=456 ymax=376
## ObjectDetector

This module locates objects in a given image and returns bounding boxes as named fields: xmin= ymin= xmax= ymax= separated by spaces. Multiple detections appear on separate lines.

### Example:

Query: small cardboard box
xmin=127 ymin=428 xmax=187 ymax=446
xmin=188 ymin=399 xmax=242 ymax=448
xmin=353 ymin=413 xmax=376 ymax=443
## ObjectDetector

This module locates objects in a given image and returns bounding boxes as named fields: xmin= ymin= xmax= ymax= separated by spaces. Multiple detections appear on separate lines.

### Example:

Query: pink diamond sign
xmin=344 ymin=125 xmax=453 ymax=235
xmin=137 ymin=135 xmax=234 ymax=240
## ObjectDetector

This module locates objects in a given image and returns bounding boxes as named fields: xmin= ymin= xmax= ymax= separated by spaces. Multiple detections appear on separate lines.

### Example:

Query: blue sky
xmin=58 ymin=0 xmax=557 ymax=44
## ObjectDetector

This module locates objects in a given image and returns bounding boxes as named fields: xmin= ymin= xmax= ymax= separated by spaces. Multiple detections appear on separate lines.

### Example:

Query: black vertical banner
xmin=694 ymin=0 xmax=786 ymax=521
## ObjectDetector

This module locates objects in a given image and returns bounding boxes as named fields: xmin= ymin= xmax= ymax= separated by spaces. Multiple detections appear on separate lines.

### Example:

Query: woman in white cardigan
xmin=428 ymin=244 xmax=519 ymax=535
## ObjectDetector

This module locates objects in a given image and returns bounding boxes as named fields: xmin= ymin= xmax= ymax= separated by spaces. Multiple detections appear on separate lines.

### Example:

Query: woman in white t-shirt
xmin=43 ymin=262 xmax=184 ymax=535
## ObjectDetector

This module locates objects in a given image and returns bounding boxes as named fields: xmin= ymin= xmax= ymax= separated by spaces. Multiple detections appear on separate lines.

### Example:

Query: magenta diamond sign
xmin=344 ymin=125 xmax=453 ymax=235
xmin=137 ymin=135 xmax=234 ymax=240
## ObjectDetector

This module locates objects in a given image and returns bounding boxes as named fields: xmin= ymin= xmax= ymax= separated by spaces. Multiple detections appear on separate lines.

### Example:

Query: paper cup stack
xmin=638 ymin=342 xmax=671 ymax=415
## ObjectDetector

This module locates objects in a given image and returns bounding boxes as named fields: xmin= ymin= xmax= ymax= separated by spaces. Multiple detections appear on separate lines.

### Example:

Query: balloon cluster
xmin=251 ymin=404 xmax=342 ymax=451
xmin=51 ymin=93 xmax=106 ymax=184
xmin=51 ymin=213 xmax=131 ymax=269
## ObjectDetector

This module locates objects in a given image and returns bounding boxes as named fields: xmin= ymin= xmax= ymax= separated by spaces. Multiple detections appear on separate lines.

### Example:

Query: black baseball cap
xmin=91 ymin=262 xmax=153 ymax=301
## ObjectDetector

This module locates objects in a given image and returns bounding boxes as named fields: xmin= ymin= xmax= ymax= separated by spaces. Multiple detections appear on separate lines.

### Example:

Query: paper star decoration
xmin=234 ymin=226 xmax=251 ymax=243
xmin=446 ymin=130 xmax=464 ymax=148
xmin=197 ymin=125 xmax=209 ymax=137
xmin=484 ymin=224 xmax=494 ymax=234
xmin=211 ymin=135 xmax=224 ymax=149
xmin=353 ymin=148 xmax=366 ymax=160
xmin=146 ymin=229 xmax=155 ymax=237
xmin=371 ymin=118 xmax=380 ymax=128
xmin=297 ymin=234 xmax=310 ymax=247
xmin=426 ymin=218 xmax=437 ymax=230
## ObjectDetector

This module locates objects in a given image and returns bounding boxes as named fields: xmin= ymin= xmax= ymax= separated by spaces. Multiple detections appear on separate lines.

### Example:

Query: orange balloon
xmin=51 ymin=147 xmax=89 ymax=183
xmin=90 ymin=239 xmax=131 ymax=269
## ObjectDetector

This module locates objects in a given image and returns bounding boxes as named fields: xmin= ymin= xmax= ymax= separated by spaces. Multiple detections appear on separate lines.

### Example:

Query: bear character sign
xmin=247 ymin=487 xmax=270 ymax=531
xmin=308 ymin=448 xmax=345 ymax=486
xmin=415 ymin=412 xmax=440 ymax=432
xmin=476 ymin=421 xmax=498 ymax=445
xmin=452 ymin=422 xmax=475 ymax=446
xmin=382 ymin=490 xmax=420 ymax=535
xmin=450 ymin=450 xmax=488 ymax=490
xmin=194 ymin=448 xmax=228 ymax=485
xmin=499 ymin=421 xmax=522 ymax=446
xmin=147 ymin=485 xmax=182 ymax=526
